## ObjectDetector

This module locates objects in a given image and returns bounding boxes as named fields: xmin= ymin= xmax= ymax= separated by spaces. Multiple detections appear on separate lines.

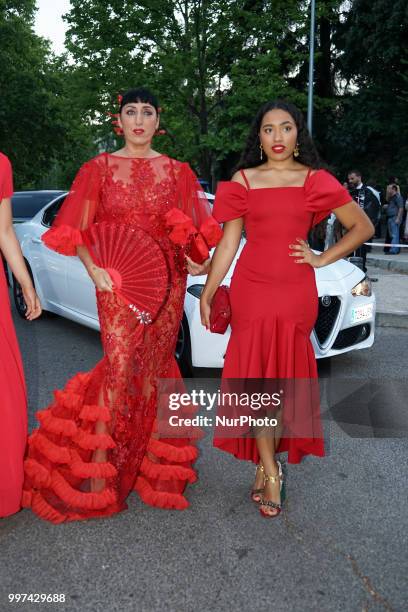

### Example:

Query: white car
xmin=9 ymin=193 xmax=376 ymax=371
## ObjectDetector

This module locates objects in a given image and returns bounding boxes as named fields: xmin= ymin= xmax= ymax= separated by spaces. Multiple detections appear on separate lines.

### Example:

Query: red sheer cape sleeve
xmin=42 ymin=157 xmax=103 ymax=256
xmin=0 ymin=153 xmax=13 ymax=200
xmin=212 ymin=181 xmax=249 ymax=222
xmin=305 ymin=169 xmax=352 ymax=228
xmin=164 ymin=162 xmax=222 ymax=264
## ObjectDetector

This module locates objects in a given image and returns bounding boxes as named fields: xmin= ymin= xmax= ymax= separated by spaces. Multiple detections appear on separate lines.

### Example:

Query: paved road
xmin=0 ymin=307 xmax=407 ymax=612
xmin=366 ymin=265 xmax=408 ymax=327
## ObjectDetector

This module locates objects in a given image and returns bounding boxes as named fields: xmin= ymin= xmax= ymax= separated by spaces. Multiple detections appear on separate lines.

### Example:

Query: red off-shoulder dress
xmin=212 ymin=168 xmax=352 ymax=464
xmin=22 ymin=153 xmax=221 ymax=523
xmin=0 ymin=153 xmax=28 ymax=518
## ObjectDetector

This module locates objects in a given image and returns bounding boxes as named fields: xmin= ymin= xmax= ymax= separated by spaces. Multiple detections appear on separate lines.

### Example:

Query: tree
xmin=4 ymin=1 xmax=400 ymax=190
xmin=0 ymin=1 xmax=95 ymax=188
xmin=328 ymin=0 xmax=408 ymax=185
xmin=63 ymin=0 xmax=310 ymax=182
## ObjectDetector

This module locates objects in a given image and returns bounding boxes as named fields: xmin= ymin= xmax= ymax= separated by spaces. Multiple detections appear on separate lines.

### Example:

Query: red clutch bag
xmin=209 ymin=285 xmax=231 ymax=334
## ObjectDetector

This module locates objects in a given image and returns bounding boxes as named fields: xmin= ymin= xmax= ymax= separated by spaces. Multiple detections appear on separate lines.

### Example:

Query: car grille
xmin=314 ymin=296 xmax=341 ymax=345
xmin=332 ymin=323 xmax=371 ymax=350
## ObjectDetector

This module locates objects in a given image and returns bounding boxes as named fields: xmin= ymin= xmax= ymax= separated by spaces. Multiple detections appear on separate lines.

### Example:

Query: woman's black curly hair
xmin=234 ymin=100 xmax=324 ymax=174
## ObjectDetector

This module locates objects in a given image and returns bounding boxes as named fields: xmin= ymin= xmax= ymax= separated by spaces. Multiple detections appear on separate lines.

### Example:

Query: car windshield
xmin=11 ymin=193 xmax=63 ymax=219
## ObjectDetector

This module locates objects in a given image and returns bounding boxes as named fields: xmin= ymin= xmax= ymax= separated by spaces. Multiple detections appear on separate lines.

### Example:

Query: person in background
xmin=348 ymin=171 xmax=381 ymax=219
xmin=388 ymin=176 xmax=400 ymax=189
xmin=0 ymin=152 xmax=42 ymax=518
xmin=348 ymin=170 xmax=380 ymax=270
xmin=324 ymin=213 xmax=338 ymax=250
xmin=384 ymin=183 xmax=404 ymax=254
xmin=372 ymin=183 xmax=385 ymax=238
xmin=384 ymin=178 xmax=402 ymax=250
xmin=403 ymin=195 xmax=408 ymax=244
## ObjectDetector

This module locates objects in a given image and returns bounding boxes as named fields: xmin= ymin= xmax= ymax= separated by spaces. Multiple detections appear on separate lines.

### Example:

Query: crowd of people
xmin=347 ymin=171 xmax=407 ymax=251
xmin=311 ymin=170 xmax=407 ymax=271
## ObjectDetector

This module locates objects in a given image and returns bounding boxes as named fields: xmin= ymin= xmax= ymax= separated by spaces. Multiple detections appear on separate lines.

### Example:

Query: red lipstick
xmin=272 ymin=145 xmax=286 ymax=153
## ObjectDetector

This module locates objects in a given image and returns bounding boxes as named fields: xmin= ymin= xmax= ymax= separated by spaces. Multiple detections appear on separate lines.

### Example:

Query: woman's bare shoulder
xmin=230 ymin=170 xmax=247 ymax=187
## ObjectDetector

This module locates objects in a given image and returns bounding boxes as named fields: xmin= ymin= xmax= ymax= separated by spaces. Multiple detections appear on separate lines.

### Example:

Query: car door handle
xmin=31 ymin=237 xmax=42 ymax=244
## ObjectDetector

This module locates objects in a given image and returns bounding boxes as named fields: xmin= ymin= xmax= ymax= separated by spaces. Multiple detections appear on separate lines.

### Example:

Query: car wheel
xmin=175 ymin=313 xmax=193 ymax=377
xmin=13 ymin=261 xmax=34 ymax=319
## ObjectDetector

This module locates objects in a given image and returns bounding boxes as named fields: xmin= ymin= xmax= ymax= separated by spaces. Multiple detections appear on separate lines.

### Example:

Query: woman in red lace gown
xmin=201 ymin=101 xmax=374 ymax=517
xmin=22 ymin=88 xmax=222 ymax=523
xmin=0 ymin=153 xmax=42 ymax=518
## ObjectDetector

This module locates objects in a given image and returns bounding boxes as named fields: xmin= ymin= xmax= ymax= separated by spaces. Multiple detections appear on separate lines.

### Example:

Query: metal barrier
xmin=363 ymin=242 xmax=408 ymax=248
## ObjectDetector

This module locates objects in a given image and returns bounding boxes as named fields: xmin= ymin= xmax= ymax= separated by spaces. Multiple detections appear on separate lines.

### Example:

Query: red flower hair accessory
xmin=106 ymin=94 xmax=124 ymax=135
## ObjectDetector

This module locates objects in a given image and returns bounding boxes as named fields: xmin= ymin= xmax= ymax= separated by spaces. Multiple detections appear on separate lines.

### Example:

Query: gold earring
xmin=294 ymin=143 xmax=300 ymax=158
xmin=259 ymin=142 xmax=264 ymax=160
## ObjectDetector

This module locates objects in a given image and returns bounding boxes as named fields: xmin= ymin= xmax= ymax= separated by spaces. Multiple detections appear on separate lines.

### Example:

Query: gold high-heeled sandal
xmin=250 ymin=463 xmax=264 ymax=503
xmin=259 ymin=460 xmax=284 ymax=518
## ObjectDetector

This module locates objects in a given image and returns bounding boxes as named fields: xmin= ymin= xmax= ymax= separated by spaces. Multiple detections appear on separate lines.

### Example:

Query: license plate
xmin=350 ymin=303 xmax=373 ymax=324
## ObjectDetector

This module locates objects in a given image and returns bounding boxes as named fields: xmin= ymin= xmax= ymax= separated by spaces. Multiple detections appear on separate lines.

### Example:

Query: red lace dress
xmin=22 ymin=153 xmax=221 ymax=523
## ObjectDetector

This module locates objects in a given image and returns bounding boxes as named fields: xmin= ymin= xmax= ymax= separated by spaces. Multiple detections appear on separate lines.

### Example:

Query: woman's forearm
xmin=319 ymin=219 xmax=374 ymax=267
xmin=76 ymin=244 xmax=114 ymax=292
xmin=0 ymin=227 xmax=33 ymax=288
xmin=76 ymin=244 xmax=97 ymax=274
xmin=202 ymin=239 xmax=239 ymax=300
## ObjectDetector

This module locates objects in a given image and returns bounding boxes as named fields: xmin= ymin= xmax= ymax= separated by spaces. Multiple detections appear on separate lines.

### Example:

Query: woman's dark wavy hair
xmin=119 ymin=87 xmax=159 ymax=114
xmin=234 ymin=100 xmax=324 ymax=174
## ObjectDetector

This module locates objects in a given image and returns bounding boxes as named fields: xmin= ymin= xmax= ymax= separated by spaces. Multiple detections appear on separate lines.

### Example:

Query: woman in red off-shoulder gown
xmin=201 ymin=101 xmax=374 ymax=517
xmin=0 ymin=153 xmax=42 ymax=518
xmin=22 ymin=88 xmax=222 ymax=523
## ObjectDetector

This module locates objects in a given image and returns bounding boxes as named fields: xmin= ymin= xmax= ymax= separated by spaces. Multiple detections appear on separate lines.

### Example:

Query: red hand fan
xmin=82 ymin=223 xmax=169 ymax=324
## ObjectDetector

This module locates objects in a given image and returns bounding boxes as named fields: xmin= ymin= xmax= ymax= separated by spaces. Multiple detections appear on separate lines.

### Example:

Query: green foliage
xmin=63 ymin=0 xmax=308 ymax=181
xmin=0 ymin=1 xmax=95 ymax=188
xmin=328 ymin=0 xmax=408 ymax=185
xmin=1 ymin=0 xmax=407 ymax=189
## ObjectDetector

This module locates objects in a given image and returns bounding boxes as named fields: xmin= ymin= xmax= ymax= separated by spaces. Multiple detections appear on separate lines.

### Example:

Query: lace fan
xmin=82 ymin=223 xmax=169 ymax=324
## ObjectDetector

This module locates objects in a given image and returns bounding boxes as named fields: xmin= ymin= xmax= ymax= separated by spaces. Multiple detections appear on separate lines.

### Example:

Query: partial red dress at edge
xmin=212 ymin=168 xmax=352 ymax=464
xmin=0 ymin=152 xmax=28 ymax=518
xmin=21 ymin=153 xmax=222 ymax=523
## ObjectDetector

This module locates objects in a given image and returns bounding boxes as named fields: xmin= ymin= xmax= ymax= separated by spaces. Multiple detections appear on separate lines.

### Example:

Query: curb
xmin=367 ymin=255 xmax=408 ymax=275
xmin=376 ymin=311 xmax=408 ymax=330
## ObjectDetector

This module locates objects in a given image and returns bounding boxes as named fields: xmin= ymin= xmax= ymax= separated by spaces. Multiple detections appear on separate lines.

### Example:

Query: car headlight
xmin=351 ymin=276 xmax=372 ymax=297
xmin=187 ymin=284 xmax=204 ymax=299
